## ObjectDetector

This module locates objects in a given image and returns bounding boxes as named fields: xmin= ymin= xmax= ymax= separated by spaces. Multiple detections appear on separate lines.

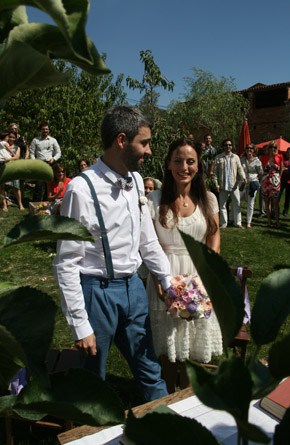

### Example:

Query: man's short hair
xmin=101 ymin=105 xmax=151 ymax=149
xmin=39 ymin=121 xmax=49 ymax=130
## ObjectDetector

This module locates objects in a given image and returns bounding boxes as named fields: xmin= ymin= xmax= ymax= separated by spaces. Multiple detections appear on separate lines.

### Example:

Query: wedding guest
xmin=202 ymin=134 xmax=217 ymax=196
xmin=240 ymin=144 xmax=263 ymax=228
xmin=9 ymin=122 xmax=30 ymax=201
xmin=30 ymin=121 xmax=61 ymax=201
xmin=257 ymin=146 xmax=267 ymax=218
xmin=138 ymin=177 xmax=163 ymax=282
xmin=260 ymin=141 xmax=284 ymax=228
xmin=0 ymin=131 xmax=13 ymax=212
xmin=47 ymin=163 xmax=71 ymax=214
xmin=9 ymin=123 xmax=29 ymax=159
xmin=146 ymin=137 xmax=223 ymax=393
xmin=54 ymin=105 xmax=171 ymax=402
xmin=204 ymin=134 xmax=217 ymax=157
xmin=143 ymin=176 xmax=162 ymax=196
xmin=280 ymin=147 xmax=290 ymax=217
xmin=78 ymin=159 xmax=91 ymax=173
xmin=213 ymin=139 xmax=246 ymax=228
xmin=5 ymin=132 xmax=25 ymax=210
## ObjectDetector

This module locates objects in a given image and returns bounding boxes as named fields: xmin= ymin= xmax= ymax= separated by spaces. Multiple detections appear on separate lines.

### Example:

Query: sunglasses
xmin=224 ymin=144 xmax=232 ymax=147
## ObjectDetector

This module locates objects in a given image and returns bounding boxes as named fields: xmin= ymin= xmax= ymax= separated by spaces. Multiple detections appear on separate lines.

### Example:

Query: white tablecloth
xmin=66 ymin=396 xmax=278 ymax=445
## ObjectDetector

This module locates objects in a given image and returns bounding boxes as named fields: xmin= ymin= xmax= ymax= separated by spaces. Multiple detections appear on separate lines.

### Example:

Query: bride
xmin=146 ymin=137 xmax=223 ymax=393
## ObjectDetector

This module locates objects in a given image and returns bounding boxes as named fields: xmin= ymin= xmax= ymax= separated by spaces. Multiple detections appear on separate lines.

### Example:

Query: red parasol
xmin=237 ymin=119 xmax=251 ymax=157
xmin=255 ymin=136 xmax=290 ymax=153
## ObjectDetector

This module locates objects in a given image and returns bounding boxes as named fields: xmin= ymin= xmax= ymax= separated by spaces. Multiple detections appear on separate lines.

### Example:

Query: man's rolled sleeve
xmin=54 ymin=240 xmax=93 ymax=340
xmin=53 ymin=185 xmax=93 ymax=340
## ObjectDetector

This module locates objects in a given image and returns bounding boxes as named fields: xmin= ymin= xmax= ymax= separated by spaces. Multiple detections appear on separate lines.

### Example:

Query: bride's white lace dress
xmin=147 ymin=190 xmax=223 ymax=363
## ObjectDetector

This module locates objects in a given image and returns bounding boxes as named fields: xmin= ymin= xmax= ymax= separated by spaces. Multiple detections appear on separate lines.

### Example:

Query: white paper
xmin=65 ymin=396 xmax=278 ymax=445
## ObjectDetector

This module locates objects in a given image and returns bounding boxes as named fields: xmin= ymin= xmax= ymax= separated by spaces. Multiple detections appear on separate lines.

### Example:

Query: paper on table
xmin=66 ymin=396 xmax=278 ymax=445
xmin=169 ymin=396 xmax=278 ymax=445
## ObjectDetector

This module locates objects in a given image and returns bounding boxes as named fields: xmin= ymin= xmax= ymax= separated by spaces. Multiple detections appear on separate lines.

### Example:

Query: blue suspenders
xmin=79 ymin=173 xmax=115 ymax=279
xmin=79 ymin=172 xmax=140 ymax=280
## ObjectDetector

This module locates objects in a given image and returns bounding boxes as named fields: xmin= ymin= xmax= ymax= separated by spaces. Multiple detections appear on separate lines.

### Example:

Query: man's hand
xmin=75 ymin=333 xmax=97 ymax=355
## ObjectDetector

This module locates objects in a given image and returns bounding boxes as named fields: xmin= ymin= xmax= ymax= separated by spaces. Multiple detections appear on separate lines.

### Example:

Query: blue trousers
xmin=81 ymin=273 xmax=168 ymax=402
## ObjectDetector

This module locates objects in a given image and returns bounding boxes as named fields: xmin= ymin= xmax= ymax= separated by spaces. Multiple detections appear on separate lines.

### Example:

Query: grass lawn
xmin=0 ymin=191 xmax=289 ymax=443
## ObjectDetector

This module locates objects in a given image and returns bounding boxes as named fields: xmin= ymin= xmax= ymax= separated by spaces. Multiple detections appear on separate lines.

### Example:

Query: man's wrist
xmin=160 ymin=276 xmax=172 ymax=292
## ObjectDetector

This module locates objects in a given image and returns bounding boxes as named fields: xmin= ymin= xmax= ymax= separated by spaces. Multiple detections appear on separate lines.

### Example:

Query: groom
xmin=54 ymin=105 xmax=171 ymax=402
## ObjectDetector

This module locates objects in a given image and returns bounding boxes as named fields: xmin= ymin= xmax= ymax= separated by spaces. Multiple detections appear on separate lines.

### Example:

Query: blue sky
xmin=27 ymin=0 xmax=290 ymax=109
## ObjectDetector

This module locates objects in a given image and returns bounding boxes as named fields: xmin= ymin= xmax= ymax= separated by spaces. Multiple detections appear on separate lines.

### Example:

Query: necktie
xmin=116 ymin=176 xmax=133 ymax=191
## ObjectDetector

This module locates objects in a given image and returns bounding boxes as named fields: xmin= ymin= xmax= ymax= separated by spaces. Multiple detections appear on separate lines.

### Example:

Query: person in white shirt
xmin=54 ymin=106 xmax=171 ymax=402
xmin=213 ymin=139 xmax=246 ymax=228
xmin=0 ymin=131 xmax=15 ymax=212
xmin=30 ymin=121 xmax=61 ymax=201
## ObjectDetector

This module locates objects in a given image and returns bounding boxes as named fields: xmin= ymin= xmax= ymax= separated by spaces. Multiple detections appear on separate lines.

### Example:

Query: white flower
xmin=139 ymin=196 xmax=148 ymax=206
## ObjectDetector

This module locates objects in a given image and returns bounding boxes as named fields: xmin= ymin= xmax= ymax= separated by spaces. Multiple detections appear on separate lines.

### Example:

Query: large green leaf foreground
xmin=179 ymin=231 xmax=244 ymax=350
xmin=3 ymin=215 xmax=95 ymax=246
xmin=0 ymin=284 xmax=124 ymax=426
xmin=0 ymin=159 xmax=53 ymax=184
xmin=0 ymin=1 xmax=110 ymax=101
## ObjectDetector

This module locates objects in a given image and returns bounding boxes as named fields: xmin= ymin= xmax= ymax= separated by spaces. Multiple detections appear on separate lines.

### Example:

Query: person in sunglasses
xmin=213 ymin=139 xmax=246 ymax=228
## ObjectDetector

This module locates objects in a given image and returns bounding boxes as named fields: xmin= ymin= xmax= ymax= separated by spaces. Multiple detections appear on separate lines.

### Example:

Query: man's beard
xmin=122 ymin=143 xmax=144 ymax=172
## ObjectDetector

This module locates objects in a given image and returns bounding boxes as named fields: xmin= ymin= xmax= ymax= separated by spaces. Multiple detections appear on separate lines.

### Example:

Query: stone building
xmin=240 ymin=82 xmax=290 ymax=143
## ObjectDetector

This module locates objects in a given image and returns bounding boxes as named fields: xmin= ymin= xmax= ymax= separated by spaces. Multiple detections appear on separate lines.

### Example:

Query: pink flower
xmin=165 ymin=274 xmax=212 ymax=320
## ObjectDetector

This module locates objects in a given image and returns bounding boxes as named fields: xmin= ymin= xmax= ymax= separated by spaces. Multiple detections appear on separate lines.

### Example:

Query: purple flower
xmin=187 ymin=301 xmax=198 ymax=314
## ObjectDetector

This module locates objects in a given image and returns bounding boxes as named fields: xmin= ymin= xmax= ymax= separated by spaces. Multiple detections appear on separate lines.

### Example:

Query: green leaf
xmin=0 ymin=282 xmax=19 ymax=294
xmin=186 ymin=358 xmax=252 ymax=420
xmin=0 ymin=287 xmax=57 ymax=386
xmin=25 ymin=0 xmax=91 ymax=60
xmin=247 ymin=359 xmax=277 ymax=399
xmin=14 ymin=368 xmax=125 ymax=425
xmin=268 ymin=334 xmax=290 ymax=379
xmin=251 ymin=269 xmax=290 ymax=345
xmin=0 ymin=159 xmax=53 ymax=184
xmin=0 ymin=1 xmax=109 ymax=102
xmin=0 ymin=324 xmax=27 ymax=388
xmin=7 ymin=22 xmax=109 ymax=74
xmin=0 ymin=5 xmax=28 ymax=41
xmin=0 ymin=1 xmax=97 ymax=64
xmin=235 ymin=418 xmax=271 ymax=444
xmin=0 ymin=41 xmax=68 ymax=101
xmin=4 ymin=215 xmax=95 ymax=246
xmin=0 ymin=394 xmax=17 ymax=417
xmin=273 ymin=408 xmax=290 ymax=444
xmin=179 ymin=232 xmax=244 ymax=349
xmin=124 ymin=409 xmax=219 ymax=445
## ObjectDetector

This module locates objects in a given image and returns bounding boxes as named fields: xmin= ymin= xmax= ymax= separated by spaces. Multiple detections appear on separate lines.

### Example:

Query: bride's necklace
xmin=178 ymin=196 xmax=190 ymax=207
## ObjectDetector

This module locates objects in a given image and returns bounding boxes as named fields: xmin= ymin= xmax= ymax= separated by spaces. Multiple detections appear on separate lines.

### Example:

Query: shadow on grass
xmin=106 ymin=373 xmax=142 ymax=409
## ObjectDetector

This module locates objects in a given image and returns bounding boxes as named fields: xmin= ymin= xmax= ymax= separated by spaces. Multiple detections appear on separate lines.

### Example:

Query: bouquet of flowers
xmin=164 ymin=274 xmax=212 ymax=320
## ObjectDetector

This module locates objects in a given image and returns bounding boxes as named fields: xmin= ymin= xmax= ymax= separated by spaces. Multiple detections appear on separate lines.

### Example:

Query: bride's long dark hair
xmin=159 ymin=137 xmax=218 ymax=237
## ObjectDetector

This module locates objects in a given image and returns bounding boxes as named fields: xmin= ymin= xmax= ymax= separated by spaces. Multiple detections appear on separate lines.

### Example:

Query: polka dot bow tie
xmin=116 ymin=176 xmax=133 ymax=191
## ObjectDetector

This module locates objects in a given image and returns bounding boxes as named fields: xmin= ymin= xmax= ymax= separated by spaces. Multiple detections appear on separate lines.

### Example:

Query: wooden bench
xmin=57 ymin=387 xmax=194 ymax=444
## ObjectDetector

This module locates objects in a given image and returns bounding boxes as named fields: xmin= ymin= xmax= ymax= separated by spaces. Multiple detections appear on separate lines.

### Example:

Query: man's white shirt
xmin=30 ymin=135 xmax=61 ymax=161
xmin=54 ymin=158 xmax=171 ymax=340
